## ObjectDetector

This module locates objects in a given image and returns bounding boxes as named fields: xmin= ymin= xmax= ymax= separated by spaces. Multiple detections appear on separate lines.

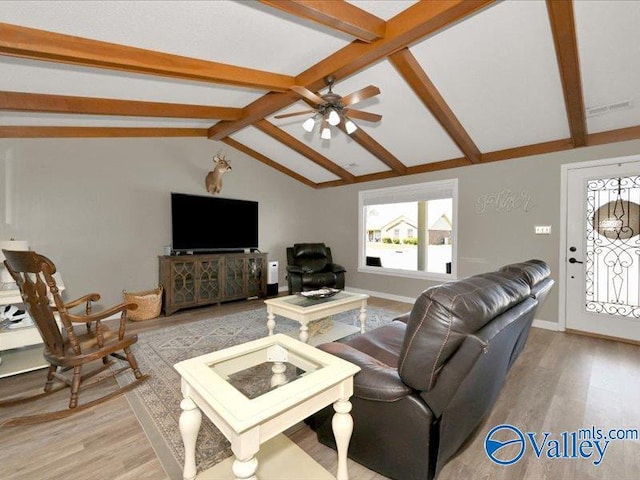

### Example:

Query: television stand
xmin=159 ymin=252 xmax=268 ymax=316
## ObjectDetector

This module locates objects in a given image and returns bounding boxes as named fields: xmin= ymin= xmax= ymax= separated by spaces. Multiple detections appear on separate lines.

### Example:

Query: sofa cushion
xmin=293 ymin=243 xmax=329 ymax=272
xmin=499 ymin=259 xmax=550 ymax=289
xmin=397 ymin=271 xmax=531 ymax=392
xmin=301 ymin=271 xmax=336 ymax=289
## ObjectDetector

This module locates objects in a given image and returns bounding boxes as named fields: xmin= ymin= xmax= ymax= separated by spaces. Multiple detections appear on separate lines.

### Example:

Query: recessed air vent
xmin=586 ymin=100 xmax=633 ymax=117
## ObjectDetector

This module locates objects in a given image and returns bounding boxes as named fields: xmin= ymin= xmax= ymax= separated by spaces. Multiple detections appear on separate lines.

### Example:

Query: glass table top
xmin=209 ymin=341 xmax=323 ymax=400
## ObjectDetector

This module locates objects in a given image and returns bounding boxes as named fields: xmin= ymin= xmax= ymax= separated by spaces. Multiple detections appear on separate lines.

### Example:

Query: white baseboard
xmin=532 ymin=319 xmax=562 ymax=331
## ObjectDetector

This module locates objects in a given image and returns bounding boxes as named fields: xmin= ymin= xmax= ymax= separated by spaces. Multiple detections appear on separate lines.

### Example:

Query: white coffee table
xmin=264 ymin=291 xmax=369 ymax=344
xmin=174 ymin=333 xmax=361 ymax=480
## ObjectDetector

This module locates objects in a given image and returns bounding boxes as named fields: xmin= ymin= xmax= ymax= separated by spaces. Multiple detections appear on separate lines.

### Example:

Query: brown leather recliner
xmin=307 ymin=260 xmax=554 ymax=480
xmin=286 ymin=243 xmax=346 ymax=294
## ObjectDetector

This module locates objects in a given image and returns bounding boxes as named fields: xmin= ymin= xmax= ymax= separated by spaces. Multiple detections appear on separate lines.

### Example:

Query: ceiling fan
xmin=274 ymin=75 xmax=382 ymax=139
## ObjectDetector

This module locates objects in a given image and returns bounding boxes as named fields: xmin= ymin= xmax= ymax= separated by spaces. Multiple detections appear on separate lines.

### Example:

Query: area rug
xmin=115 ymin=305 xmax=398 ymax=479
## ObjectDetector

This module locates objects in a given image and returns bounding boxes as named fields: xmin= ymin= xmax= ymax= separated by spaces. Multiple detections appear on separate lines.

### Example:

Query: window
xmin=358 ymin=179 xmax=457 ymax=280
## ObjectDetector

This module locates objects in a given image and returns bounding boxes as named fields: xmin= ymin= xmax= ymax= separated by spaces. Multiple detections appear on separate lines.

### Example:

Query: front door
xmin=565 ymin=160 xmax=640 ymax=342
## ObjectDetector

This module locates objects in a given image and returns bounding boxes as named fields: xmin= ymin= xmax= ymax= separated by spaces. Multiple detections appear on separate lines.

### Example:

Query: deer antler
xmin=213 ymin=152 xmax=229 ymax=163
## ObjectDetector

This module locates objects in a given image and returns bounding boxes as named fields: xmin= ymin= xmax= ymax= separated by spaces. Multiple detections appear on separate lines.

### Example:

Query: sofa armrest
xmin=392 ymin=311 xmax=411 ymax=324
xmin=318 ymin=342 xmax=413 ymax=402
xmin=286 ymin=265 xmax=304 ymax=274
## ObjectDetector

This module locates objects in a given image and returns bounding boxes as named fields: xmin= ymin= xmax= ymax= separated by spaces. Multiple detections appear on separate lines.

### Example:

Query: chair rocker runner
xmin=0 ymin=250 xmax=148 ymax=427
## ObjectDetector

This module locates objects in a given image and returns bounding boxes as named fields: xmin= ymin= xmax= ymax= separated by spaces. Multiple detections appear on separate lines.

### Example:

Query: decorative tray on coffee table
xmin=298 ymin=287 xmax=341 ymax=300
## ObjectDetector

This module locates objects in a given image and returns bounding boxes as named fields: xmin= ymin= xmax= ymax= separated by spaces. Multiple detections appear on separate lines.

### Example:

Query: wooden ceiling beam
xmin=389 ymin=48 xmax=481 ymax=164
xmin=258 ymin=0 xmax=386 ymax=43
xmin=0 ymin=91 xmax=243 ymax=120
xmin=0 ymin=126 xmax=207 ymax=138
xmin=0 ymin=23 xmax=294 ymax=92
xmin=546 ymin=0 xmax=587 ymax=147
xmin=209 ymin=0 xmax=495 ymax=140
xmin=222 ymin=137 xmax=318 ymax=188
xmin=316 ymin=137 xmax=575 ymax=187
xmin=295 ymin=0 xmax=495 ymax=92
xmin=481 ymin=138 xmax=573 ymax=163
xmin=337 ymin=123 xmax=407 ymax=174
xmin=587 ymin=125 xmax=640 ymax=146
xmin=271 ymin=126 xmax=640 ymax=189
xmin=254 ymin=120 xmax=356 ymax=183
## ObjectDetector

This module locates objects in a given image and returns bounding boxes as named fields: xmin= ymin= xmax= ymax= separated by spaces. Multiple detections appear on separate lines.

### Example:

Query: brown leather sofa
xmin=307 ymin=259 xmax=554 ymax=480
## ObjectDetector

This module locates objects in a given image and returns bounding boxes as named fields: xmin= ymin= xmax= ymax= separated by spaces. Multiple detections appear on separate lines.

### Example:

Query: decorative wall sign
xmin=476 ymin=188 xmax=535 ymax=214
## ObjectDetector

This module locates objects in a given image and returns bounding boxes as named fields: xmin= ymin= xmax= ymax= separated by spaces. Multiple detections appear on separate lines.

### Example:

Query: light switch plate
xmin=535 ymin=225 xmax=551 ymax=235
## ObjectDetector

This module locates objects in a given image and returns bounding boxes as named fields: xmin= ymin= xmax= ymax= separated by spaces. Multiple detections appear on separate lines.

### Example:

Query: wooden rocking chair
xmin=0 ymin=250 xmax=148 ymax=426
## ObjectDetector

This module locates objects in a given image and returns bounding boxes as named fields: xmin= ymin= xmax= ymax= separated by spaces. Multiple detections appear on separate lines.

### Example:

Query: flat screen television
xmin=171 ymin=192 xmax=258 ymax=252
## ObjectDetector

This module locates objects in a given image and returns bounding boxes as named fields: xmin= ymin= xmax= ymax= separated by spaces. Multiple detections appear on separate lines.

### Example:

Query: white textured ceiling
xmin=574 ymin=1 xmax=640 ymax=134
xmin=410 ymin=0 xmax=570 ymax=152
xmin=1 ymin=0 xmax=640 ymax=187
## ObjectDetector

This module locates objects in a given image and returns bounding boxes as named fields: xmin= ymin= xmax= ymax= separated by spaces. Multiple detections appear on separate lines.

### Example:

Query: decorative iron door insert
xmin=566 ymin=159 xmax=640 ymax=341
xmin=585 ymin=175 xmax=640 ymax=318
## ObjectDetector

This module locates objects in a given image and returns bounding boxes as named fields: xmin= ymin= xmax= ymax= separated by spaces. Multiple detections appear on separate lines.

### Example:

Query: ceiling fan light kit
xmin=327 ymin=109 xmax=341 ymax=126
xmin=345 ymin=119 xmax=358 ymax=135
xmin=320 ymin=117 xmax=331 ymax=140
xmin=302 ymin=116 xmax=316 ymax=133
xmin=275 ymin=75 xmax=381 ymax=140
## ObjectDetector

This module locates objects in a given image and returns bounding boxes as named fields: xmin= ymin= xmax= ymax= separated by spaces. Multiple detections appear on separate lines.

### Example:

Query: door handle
xmin=568 ymin=257 xmax=583 ymax=264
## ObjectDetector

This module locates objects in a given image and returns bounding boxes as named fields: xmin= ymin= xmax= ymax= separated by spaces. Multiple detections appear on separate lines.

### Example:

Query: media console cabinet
xmin=159 ymin=252 xmax=268 ymax=315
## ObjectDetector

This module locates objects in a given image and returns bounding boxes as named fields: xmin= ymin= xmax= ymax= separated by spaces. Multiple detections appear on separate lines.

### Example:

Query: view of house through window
xmin=364 ymin=199 xmax=453 ymax=274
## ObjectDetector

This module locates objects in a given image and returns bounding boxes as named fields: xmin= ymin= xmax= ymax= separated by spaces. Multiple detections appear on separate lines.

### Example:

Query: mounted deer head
xmin=205 ymin=153 xmax=232 ymax=194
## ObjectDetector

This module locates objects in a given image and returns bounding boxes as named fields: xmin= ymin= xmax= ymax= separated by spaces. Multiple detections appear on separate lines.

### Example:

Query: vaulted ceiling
xmin=2 ymin=1 xmax=640 ymax=188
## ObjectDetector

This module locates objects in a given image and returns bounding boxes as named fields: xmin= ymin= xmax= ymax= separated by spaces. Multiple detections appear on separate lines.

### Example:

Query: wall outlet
xmin=535 ymin=225 xmax=551 ymax=235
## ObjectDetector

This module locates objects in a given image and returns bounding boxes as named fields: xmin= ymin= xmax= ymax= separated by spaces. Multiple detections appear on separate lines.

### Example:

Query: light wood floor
xmin=1 ymin=296 xmax=639 ymax=480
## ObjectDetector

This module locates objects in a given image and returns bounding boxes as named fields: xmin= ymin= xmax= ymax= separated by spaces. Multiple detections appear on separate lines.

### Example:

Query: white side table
xmin=174 ymin=333 xmax=361 ymax=480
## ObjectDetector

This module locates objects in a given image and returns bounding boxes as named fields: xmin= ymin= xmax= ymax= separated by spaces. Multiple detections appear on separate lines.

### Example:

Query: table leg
xmin=179 ymin=398 xmax=202 ymax=480
xmin=359 ymin=301 xmax=367 ymax=334
xmin=299 ymin=322 xmax=309 ymax=343
xmin=270 ymin=361 xmax=287 ymax=387
xmin=266 ymin=306 xmax=276 ymax=336
xmin=332 ymin=398 xmax=354 ymax=480
xmin=232 ymin=456 xmax=258 ymax=480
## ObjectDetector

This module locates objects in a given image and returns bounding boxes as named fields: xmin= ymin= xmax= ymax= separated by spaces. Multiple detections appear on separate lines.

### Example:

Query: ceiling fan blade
xmin=341 ymin=85 xmax=380 ymax=106
xmin=344 ymin=109 xmax=382 ymax=122
xmin=274 ymin=109 xmax=315 ymax=119
xmin=291 ymin=86 xmax=325 ymax=105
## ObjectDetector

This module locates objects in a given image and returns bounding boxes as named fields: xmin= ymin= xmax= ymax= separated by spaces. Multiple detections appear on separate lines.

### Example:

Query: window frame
xmin=357 ymin=179 xmax=458 ymax=281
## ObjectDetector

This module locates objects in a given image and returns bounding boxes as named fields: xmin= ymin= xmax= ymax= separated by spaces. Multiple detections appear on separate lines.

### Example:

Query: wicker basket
xmin=123 ymin=285 xmax=163 ymax=321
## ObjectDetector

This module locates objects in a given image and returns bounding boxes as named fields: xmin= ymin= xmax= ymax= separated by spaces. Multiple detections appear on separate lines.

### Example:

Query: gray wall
xmin=0 ymin=137 xmax=319 ymax=308
xmin=310 ymin=139 xmax=640 ymax=324
xmin=3 ymin=136 xmax=640 ymax=324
